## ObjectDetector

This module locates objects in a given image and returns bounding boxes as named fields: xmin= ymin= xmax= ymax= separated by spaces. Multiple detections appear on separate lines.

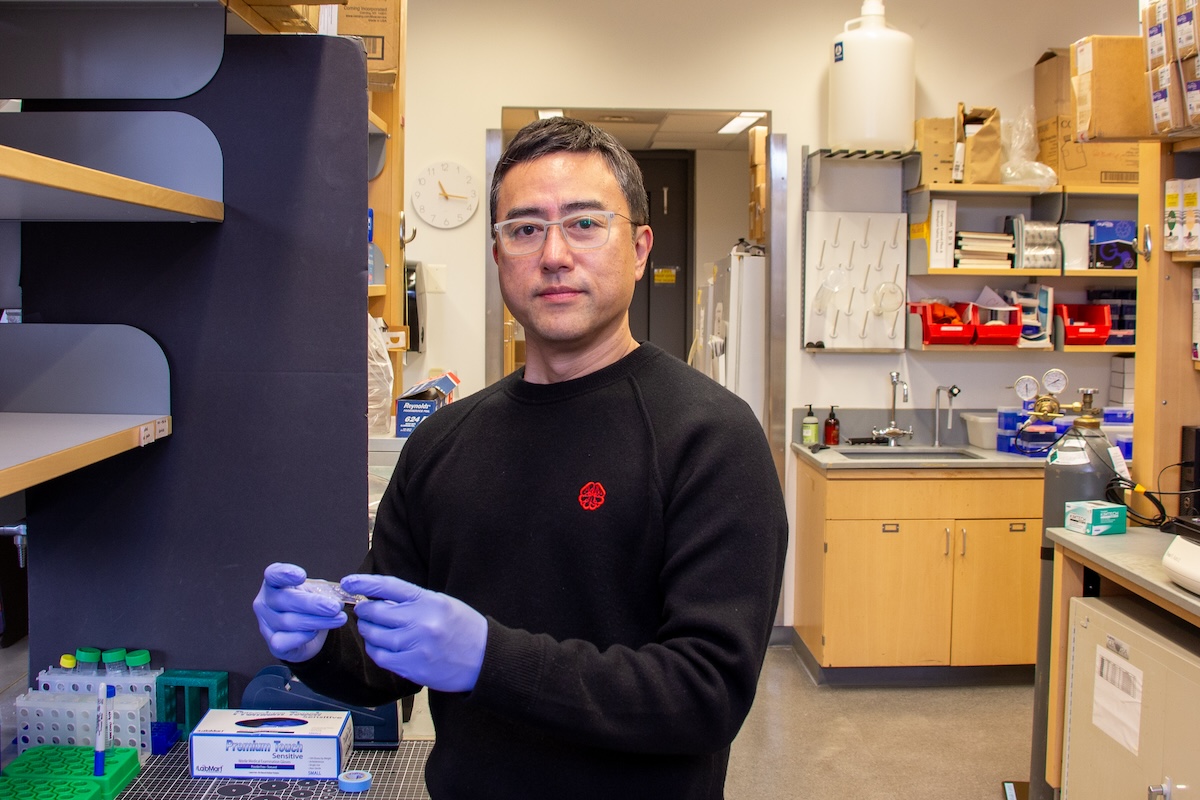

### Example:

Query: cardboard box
xmin=748 ymin=125 xmax=768 ymax=166
xmin=955 ymin=104 xmax=1001 ymax=184
xmin=1035 ymin=116 xmax=1140 ymax=186
xmin=1150 ymin=63 xmax=1188 ymax=133
xmin=1090 ymin=219 xmax=1138 ymax=270
xmin=1185 ymin=177 xmax=1200 ymax=249
xmin=1144 ymin=0 xmax=1177 ymax=69
xmin=1165 ymin=177 xmax=1185 ymax=250
xmin=1071 ymin=35 xmax=1153 ymax=140
xmin=1064 ymin=500 xmax=1128 ymax=535
xmin=1035 ymin=49 xmax=1072 ymax=121
xmin=323 ymin=0 xmax=400 ymax=73
xmin=1182 ymin=55 xmax=1200 ymax=125
xmin=189 ymin=710 xmax=352 ymax=779
xmin=914 ymin=117 xmax=956 ymax=184
xmin=1176 ymin=0 xmax=1199 ymax=60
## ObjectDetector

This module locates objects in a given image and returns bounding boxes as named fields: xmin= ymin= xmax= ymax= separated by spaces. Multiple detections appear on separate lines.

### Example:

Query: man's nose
xmin=540 ymin=223 xmax=573 ymax=267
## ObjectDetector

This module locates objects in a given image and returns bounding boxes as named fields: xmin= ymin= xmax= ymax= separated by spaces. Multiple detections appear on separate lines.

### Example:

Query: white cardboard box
xmin=189 ymin=709 xmax=352 ymax=779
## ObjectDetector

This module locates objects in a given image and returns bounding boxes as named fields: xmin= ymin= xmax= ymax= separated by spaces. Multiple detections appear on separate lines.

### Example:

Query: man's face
xmin=492 ymin=151 xmax=651 ymax=360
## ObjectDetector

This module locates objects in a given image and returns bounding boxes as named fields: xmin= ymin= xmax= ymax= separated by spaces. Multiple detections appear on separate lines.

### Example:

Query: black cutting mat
xmin=117 ymin=743 xmax=432 ymax=800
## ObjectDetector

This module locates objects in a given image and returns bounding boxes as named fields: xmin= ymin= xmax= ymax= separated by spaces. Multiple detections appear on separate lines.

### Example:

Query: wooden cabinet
xmin=1131 ymin=141 xmax=1200 ymax=512
xmin=795 ymin=457 xmax=1043 ymax=668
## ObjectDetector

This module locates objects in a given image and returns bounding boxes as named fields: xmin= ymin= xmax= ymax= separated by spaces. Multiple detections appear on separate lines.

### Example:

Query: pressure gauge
xmin=1014 ymin=374 xmax=1039 ymax=402
xmin=1042 ymin=368 xmax=1068 ymax=396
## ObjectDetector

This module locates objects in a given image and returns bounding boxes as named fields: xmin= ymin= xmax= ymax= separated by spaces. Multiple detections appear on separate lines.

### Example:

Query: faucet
xmin=934 ymin=384 xmax=962 ymax=447
xmin=872 ymin=371 xmax=913 ymax=446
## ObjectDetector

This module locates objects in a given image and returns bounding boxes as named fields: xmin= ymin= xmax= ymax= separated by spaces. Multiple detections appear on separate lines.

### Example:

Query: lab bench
xmin=115 ymin=741 xmax=432 ymax=799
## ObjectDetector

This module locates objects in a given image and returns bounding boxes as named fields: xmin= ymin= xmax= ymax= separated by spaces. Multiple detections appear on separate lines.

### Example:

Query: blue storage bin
xmin=1116 ymin=434 xmax=1133 ymax=461
xmin=1103 ymin=406 xmax=1134 ymax=424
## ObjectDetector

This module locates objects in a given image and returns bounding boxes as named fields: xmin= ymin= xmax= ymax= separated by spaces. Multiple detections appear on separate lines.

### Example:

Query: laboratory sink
xmin=833 ymin=447 xmax=984 ymax=460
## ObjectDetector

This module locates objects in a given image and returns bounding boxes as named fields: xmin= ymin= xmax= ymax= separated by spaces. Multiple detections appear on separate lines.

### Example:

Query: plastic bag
xmin=367 ymin=315 xmax=394 ymax=435
xmin=1001 ymin=106 xmax=1057 ymax=189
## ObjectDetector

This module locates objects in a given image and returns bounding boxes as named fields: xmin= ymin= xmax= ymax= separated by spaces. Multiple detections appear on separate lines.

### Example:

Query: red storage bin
xmin=911 ymin=302 xmax=974 ymax=345
xmin=964 ymin=302 xmax=1021 ymax=345
xmin=1054 ymin=303 xmax=1112 ymax=345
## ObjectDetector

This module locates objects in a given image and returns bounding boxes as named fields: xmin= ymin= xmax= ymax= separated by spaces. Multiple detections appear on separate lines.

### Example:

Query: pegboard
xmin=115 ymin=743 xmax=432 ymax=800
xmin=804 ymin=211 xmax=907 ymax=351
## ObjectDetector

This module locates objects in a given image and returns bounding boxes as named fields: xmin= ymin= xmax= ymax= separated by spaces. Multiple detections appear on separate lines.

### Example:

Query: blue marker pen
xmin=94 ymin=682 xmax=114 ymax=776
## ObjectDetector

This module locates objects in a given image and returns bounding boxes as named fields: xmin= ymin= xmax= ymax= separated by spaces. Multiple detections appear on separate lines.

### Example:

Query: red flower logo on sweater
xmin=578 ymin=481 xmax=606 ymax=511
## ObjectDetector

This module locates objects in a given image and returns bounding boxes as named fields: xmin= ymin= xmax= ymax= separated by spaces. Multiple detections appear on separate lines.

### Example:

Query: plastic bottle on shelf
xmin=75 ymin=647 xmax=101 ymax=675
xmin=802 ymin=404 xmax=819 ymax=445
xmin=101 ymin=648 xmax=128 ymax=676
xmin=828 ymin=0 xmax=915 ymax=152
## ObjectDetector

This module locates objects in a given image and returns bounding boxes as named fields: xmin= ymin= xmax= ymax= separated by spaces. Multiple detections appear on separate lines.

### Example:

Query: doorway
xmin=631 ymin=150 xmax=693 ymax=362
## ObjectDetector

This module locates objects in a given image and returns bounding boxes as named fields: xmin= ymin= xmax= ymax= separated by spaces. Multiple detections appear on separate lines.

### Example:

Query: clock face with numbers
xmin=411 ymin=161 xmax=479 ymax=229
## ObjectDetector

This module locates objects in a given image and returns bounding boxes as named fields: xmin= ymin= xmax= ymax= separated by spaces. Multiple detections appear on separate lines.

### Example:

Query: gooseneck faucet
xmin=934 ymin=384 xmax=962 ymax=447
xmin=872 ymin=371 xmax=913 ymax=446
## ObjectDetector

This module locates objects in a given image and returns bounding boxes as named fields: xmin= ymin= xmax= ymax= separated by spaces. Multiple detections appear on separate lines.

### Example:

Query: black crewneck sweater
xmin=293 ymin=343 xmax=788 ymax=799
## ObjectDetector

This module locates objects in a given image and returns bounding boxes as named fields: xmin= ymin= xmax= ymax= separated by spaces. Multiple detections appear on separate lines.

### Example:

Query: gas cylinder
xmin=1041 ymin=417 xmax=1118 ymax=530
xmin=828 ymin=0 xmax=915 ymax=152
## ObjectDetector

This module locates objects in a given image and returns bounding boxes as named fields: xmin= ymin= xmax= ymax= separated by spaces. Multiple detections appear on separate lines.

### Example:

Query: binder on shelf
xmin=930 ymin=198 xmax=956 ymax=269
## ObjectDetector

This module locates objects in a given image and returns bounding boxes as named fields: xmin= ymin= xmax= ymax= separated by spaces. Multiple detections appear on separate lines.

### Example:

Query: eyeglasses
xmin=493 ymin=211 xmax=637 ymax=256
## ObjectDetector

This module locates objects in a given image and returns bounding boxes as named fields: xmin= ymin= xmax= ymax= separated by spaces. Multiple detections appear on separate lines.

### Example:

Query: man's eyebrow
xmin=502 ymin=199 xmax=606 ymax=220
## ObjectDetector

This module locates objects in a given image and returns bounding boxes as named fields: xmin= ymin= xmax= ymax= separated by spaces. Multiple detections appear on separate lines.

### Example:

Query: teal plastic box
xmin=1064 ymin=500 xmax=1128 ymax=535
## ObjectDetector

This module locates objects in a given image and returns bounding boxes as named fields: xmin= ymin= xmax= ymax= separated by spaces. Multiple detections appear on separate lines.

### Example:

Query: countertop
xmin=1046 ymin=525 xmax=1200 ymax=618
xmin=791 ymin=441 xmax=1047 ymax=471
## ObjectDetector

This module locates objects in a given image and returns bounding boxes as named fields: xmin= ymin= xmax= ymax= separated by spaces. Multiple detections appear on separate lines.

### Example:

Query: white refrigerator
xmin=690 ymin=249 xmax=766 ymax=425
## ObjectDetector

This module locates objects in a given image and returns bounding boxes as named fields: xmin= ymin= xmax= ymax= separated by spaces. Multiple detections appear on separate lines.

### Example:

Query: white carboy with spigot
xmin=828 ymin=0 xmax=915 ymax=152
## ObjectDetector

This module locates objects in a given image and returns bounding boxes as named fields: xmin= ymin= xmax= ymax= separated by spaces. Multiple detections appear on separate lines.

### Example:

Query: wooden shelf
xmin=920 ymin=267 xmax=1061 ymax=277
xmin=1058 ymin=344 xmax=1137 ymax=353
xmin=368 ymin=284 xmax=387 ymax=297
xmin=0 ymin=324 xmax=172 ymax=497
xmin=910 ymin=183 xmax=1057 ymax=196
xmin=0 ymin=412 xmax=170 ymax=497
xmin=0 ymin=143 xmax=224 ymax=222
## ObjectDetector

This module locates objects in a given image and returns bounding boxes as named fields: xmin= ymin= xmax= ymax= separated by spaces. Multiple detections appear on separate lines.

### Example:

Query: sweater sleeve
xmin=467 ymin=399 xmax=787 ymax=755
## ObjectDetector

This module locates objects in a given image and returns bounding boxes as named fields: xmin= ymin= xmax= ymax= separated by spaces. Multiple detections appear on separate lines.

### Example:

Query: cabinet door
xmin=949 ymin=518 xmax=1041 ymax=666
xmin=824 ymin=519 xmax=954 ymax=667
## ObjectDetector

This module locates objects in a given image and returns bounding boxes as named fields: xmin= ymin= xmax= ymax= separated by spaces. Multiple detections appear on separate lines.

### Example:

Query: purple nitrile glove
xmin=253 ymin=562 xmax=347 ymax=662
xmin=341 ymin=574 xmax=487 ymax=693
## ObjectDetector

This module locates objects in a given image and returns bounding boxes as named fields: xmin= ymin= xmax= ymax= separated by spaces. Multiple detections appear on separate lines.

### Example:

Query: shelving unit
xmin=3 ymin=3 xmax=374 ymax=700
xmin=905 ymin=178 xmax=1139 ymax=355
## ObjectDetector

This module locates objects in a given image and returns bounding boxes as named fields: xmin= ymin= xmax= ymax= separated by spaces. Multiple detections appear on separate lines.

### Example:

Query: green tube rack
xmin=1 ymin=745 xmax=140 ymax=800
xmin=0 ymin=777 xmax=102 ymax=800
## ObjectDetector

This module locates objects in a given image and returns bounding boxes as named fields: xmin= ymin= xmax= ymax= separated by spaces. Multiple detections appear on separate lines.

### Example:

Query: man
xmin=254 ymin=117 xmax=787 ymax=798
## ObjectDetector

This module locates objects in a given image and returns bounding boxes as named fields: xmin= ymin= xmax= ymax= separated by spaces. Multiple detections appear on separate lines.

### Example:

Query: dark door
xmin=630 ymin=151 xmax=692 ymax=362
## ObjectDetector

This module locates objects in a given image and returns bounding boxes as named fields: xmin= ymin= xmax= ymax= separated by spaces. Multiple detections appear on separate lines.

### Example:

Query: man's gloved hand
xmin=253 ymin=562 xmax=348 ymax=663
xmin=341 ymin=574 xmax=487 ymax=693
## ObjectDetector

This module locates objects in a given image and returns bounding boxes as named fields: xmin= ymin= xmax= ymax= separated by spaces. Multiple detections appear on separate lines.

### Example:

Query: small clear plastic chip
xmin=299 ymin=578 xmax=368 ymax=605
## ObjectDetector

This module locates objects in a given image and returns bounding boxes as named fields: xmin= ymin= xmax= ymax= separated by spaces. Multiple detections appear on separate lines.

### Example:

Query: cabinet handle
xmin=1139 ymin=223 xmax=1153 ymax=263
xmin=960 ymin=527 xmax=967 ymax=556
xmin=1009 ymin=522 xmax=1026 ymax=532
xmin=944 ymin=527 xmax=950 ymax=555
xmin=1147 ymin=781 xmax=1171 ymax=799
xmin=881 ymin=523 xmax=900 ymax=533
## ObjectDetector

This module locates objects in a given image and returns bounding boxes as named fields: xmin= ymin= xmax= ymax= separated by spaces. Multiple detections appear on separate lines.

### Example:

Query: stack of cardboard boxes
xmin=1033 ymin=46 xmax=1141 ymax=186
xmin=319 ymin=0 xmax=402 ymax=91
xmin=1143 ymin=0 xmax=1199 ymax=135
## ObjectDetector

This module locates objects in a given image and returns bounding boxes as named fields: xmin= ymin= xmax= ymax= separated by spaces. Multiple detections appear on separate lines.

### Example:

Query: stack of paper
xmin=955 ymin=231 xmax=1015 ymax=268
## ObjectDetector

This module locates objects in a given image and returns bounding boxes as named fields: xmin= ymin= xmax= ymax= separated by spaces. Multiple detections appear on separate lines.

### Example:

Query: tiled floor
xmin=0 ymin=640 xmax=1032 ymax=797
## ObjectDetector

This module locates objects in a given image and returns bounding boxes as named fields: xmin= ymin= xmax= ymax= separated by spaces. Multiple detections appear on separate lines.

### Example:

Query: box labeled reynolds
xmin=1064 ymin=500 xmax=1128 ymax=535
xmin=189 ymin=709 xmax=351 ymax=779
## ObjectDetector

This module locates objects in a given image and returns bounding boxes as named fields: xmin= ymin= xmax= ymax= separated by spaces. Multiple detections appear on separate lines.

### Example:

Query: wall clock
xmin=411 ymin=161 xmax=480 ymax=229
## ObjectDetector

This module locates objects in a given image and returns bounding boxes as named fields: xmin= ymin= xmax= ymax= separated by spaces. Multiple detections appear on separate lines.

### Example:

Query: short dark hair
xmin=489 ymin=117 xmax=649 ymax=233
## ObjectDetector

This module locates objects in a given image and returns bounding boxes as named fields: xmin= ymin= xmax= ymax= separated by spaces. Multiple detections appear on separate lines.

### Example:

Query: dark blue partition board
xmin=18 ymin=35 xmax=369 ymax=703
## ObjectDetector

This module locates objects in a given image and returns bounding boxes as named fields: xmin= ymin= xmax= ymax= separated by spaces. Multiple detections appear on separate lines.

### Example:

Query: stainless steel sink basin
xmin=833 ymin=447 xmax=984 ymax=460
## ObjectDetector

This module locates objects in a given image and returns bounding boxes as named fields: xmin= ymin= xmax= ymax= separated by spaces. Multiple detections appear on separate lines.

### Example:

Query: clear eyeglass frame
xmin=493 ymin=210 xmax=636 ymax=256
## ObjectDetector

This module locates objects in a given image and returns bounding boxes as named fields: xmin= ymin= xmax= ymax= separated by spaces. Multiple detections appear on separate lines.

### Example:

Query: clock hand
xmin=437 ymin=180 xmax=451 ymax=199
